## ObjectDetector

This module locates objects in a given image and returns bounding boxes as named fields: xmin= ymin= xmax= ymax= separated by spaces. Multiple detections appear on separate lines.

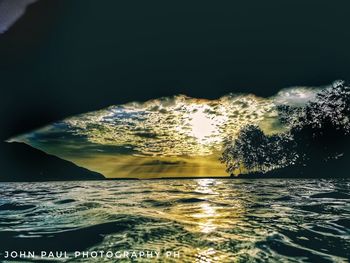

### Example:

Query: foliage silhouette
xmin=221 ymin=80 xmax=350 ymax=178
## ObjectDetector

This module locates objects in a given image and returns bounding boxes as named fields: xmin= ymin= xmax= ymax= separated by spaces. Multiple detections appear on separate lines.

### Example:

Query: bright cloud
xmin=9 ymin=87 xmax=320 ymax=178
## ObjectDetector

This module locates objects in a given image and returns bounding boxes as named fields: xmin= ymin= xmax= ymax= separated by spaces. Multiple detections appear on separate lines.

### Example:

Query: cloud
xmin=0 ymin=0 xmax=38 ymax=34
xmin=134 ymin=132 xmax=158 ymax=139
xmin=273 ymin=87 xmax=320 ymax=106
xmin=55 ymin=94 xmax=275 ymax=157
xmin=10 ymin=86 xmax=321 ymax=161
xmin=8 ymin=85 xmax=325 ymax=178
xmin=141 ymin=160 xmax=187 ymax=166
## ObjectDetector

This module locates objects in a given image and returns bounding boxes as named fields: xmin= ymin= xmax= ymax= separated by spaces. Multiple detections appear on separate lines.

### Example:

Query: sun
xmin=189 ymin=109 xmax=217 ymax=143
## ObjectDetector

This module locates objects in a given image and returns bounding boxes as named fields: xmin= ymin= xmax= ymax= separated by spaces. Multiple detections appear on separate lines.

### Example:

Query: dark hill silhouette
xmin=0 ymin=142 xmax=105 ymax=182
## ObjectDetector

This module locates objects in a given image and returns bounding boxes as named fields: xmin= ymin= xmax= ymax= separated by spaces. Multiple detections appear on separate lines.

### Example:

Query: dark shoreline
xmin=1 ymin=175 xmax=349 ymax=183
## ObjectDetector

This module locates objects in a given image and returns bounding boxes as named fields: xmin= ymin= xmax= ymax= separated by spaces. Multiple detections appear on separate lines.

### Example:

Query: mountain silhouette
xmin=0 ymin=142 xmax=105 ymax=181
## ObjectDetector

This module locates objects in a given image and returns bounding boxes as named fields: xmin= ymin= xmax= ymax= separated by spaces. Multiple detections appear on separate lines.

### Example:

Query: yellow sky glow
xmin=10 ymin=88 xmax=318 ymax=178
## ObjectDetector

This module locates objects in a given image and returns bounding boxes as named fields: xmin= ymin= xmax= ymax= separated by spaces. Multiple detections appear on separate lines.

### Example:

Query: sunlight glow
xmin=189 ymin=108 xmax=219 ymax=143
xmin=9 ymin=88 xmax=319 ymax=178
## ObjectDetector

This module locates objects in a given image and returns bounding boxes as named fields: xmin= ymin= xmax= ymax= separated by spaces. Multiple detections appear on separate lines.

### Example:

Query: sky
xmin=0 ymin=0 xmax=37 ymax=34
xmin=9 ymin=86 xmax=319 ymax=178
xmin=1 ymin=0 xmax=350 ymax=142
xmin=1 ymin=1 xmax=350 ymax=179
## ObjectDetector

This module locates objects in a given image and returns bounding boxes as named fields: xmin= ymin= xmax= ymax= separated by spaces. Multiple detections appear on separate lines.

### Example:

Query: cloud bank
xmin=9 ymin=85 xmax=322 ymax=178
xmin=0 ymin=0 xmax=37 ymax=34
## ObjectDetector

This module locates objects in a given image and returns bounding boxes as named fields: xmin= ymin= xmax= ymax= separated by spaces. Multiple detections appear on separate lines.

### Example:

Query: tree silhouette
xmin=220 ymin=125 xmax=297 ymax=175
xmin=288 ymin=80 xmax=350 ymax=165
xmin=221 ymin=80 xmax=350 ymax=176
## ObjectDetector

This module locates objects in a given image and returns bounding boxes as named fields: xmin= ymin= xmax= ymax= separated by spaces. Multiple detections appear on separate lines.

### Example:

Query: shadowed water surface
xmin=0 ymin=179 xmax=349 ymax=262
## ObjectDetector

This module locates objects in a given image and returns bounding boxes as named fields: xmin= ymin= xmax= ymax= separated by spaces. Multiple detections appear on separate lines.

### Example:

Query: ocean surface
xmin=0 ymin=179 xmax=349 ymax=262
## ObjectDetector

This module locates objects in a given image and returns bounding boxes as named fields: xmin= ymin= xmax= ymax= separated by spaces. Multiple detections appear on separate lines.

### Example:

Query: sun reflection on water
xmin=94 ymin=179 xmax=255 ymax=262
xmin=1 ymin=179 xmax=346 ymax=262
xmin=195 ymin=248 xmax=220 ymax=263
xmin=192 ymin=179 xmax=218 ymax=234
xmin=191 ymin=179 xmax=245 ymax=262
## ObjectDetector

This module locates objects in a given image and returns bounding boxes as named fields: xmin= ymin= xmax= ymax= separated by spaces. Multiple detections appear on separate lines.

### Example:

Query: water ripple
xmin=0 ymin=179 xmax=349 ymax=262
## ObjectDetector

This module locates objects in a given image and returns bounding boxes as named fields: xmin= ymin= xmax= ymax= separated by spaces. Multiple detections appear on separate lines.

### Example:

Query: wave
xmin=0 ymin=179 xmax=349 ymax=262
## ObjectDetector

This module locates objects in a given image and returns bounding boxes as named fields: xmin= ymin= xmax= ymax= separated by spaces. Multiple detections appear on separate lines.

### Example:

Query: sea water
xmin=0 ymin=179 xmax=349 ymax=262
